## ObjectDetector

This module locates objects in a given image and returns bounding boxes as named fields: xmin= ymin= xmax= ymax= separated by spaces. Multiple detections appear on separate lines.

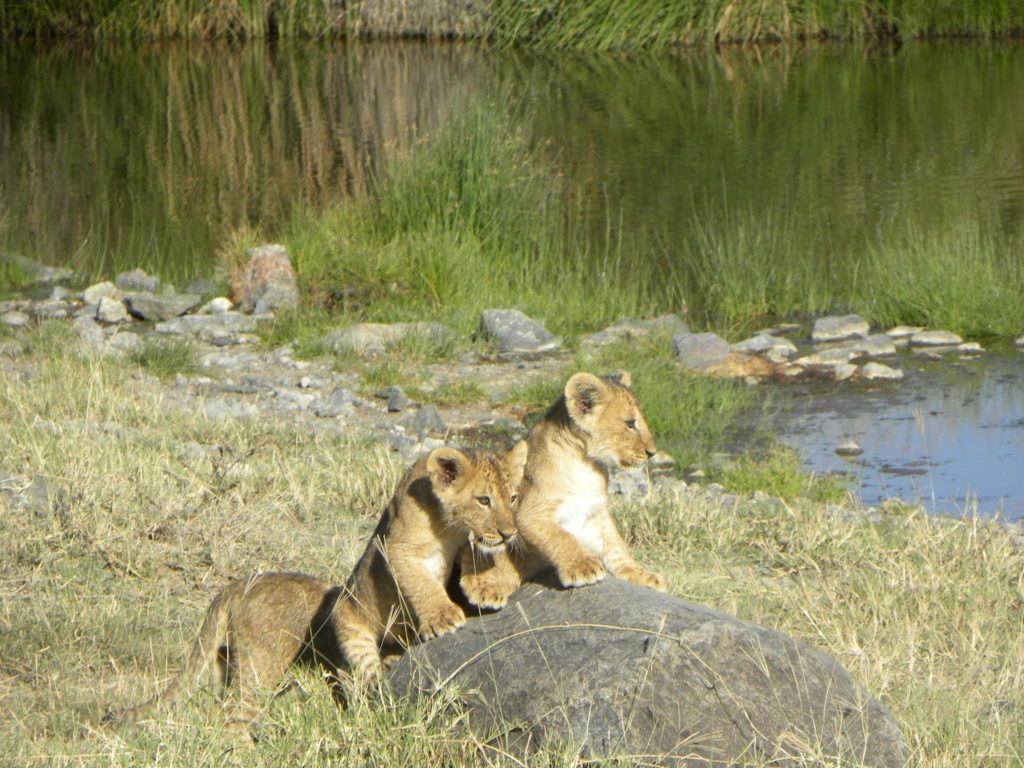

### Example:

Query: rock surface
xmin=232 ymin=244 xmax=299 ymax=314
xmin=909 ymin=330 xmax=963 ymax=347
xmin=812 ymin=315 xmax=870 ymax=343
xmin=479 ymin=309 xmax=561 ymax=355
xmin=126 ymin=292 xmax=201 ymax=321
xmin=390 ymin=576 xmax=909 ymax=768
xmin=673 ymin=332 xmax=730 ymax=371
xmin=582 ymin=314 xmax=689 ymax=348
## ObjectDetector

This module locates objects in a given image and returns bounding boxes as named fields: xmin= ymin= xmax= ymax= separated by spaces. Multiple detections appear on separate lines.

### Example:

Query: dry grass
xmin=1 ymin=327 xmax=1023 ymax=765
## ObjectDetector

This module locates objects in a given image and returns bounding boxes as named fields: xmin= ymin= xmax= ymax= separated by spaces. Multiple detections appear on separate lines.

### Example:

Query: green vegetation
xmin=2 ymin=338 xmax=1022 ymax=765
xmin=4 ymin=0 xmax=1022 ymax=42
xmin=129 ymin=338 xmax=204 ymax=380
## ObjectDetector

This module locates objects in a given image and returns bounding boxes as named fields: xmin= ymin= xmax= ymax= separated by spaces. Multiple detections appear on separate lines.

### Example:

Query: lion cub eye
xmin=475 ymin=495 xmax=492 ymax=507
xmin=625 ymin=419 xmax=638 ymax=430
xmin=509 ymin=493 xmax=519 ymax=505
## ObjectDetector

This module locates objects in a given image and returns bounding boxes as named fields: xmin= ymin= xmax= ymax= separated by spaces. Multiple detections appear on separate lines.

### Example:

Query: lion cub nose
xmin=499 ymin=528 xmax=517 ymax=543
xmin=645 ymin=448 xmax=656 ymax=458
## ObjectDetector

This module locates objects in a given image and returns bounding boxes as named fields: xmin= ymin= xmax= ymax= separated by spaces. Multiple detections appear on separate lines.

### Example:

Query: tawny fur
xmin=108 ymin=443 xmax=527 ymax=728
xmin=460 ymin=372 xmax=667 ymax=610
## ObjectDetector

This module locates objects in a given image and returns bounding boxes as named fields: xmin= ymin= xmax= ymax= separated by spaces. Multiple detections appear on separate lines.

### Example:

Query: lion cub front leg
xmin=459 ymin=548 xmax=524 ymax=610
xmin=520 ymin=511 xmax=606 ymax=588
xmin=596 ymin=508 xmax=667 ymax=592
xmin=390 ymin=555 xmax=466 ymax=640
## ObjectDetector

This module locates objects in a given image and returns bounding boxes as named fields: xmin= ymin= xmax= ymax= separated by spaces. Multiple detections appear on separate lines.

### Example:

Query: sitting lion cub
xmin=460 ymin=371 xmax=666 ymax=609
xmin=109 ymin=442 xmax=526 ymax=728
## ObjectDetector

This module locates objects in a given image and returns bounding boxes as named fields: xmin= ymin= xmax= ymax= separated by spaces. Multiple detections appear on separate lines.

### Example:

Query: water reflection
xmin=775 ymin=354 xmax=1024 ymax=520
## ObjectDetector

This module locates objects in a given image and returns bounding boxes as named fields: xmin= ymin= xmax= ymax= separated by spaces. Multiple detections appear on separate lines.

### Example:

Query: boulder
xmin=849 ymin=334 xmax=897 ymax=358
xmin=96 ymin=296 xmax=129 ymax=324
xmin=0 ymin=310 xmax=30 ymax=328
xmin=396 ymin=404 xmax=445 ymax=435
xmin=323 ymin=322 xmax=454 ymax=355
xmin=125 ymin=292 xmax=201 ymax=321
xmin=232 ymin=244 xmax=299 ymax=314
xmin=390 ymin=576 xmax=908 ymax=768
xmin=673 ymin=333 xmax=730 ymax=371
xmin=812 ymin=315 xmax=869 ymax=343
xmin=582 ymin=314 xmax=689 ymax=348
xmin=861 ymin=362 xmax=904 ymax=381
xmin=479 ymin=309 xmax=561 ymax=355
xmin=82 ymin=281 xmax=119 ymax=305
xmin=154 ymin=312 xmax=258 ymax=337
xmin=909 ymin=330 xmax=963 ymax=347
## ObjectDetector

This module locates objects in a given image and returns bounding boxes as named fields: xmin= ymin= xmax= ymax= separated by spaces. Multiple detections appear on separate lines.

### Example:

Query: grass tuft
xmin=129 ymin=338 xmax=203 ymax=379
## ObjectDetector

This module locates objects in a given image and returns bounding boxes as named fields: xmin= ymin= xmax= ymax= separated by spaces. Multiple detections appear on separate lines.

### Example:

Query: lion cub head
xmin=426 ymin=442 xmax=527 ymax=554
xmin=564 ymin=371 xmax=656 ymax=469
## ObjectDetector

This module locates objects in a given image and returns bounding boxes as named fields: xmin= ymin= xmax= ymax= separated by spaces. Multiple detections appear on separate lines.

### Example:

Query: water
xmin=774 ymin=352 xmax=1024 ymax=519
xmin=2 ymin=40 xmax=1023 ymax=516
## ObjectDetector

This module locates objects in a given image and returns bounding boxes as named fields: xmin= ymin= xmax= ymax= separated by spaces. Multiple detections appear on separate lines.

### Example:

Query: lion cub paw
xmin=460 ymin=574 xmax=511 ymax=610
xmin=418 ymin=603 xmax=467 ymax=639
xmin=557 ymin=555 xmax=606 ymax=588
xmin=616 ymin=564 xmax=668 ymax=592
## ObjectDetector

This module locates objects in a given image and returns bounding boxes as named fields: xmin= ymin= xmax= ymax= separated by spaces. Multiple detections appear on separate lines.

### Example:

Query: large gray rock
xmin=390 ymin=577 xmax=908 ymax=768
xmin=1 ymin=310 xmax=30 ymax=328
xmin=673 ymin=332 xmax=730 ymax=371
xmin=233 ymin=244 xmax=299 ymax=314
xmin=812 ymin=315 xmax=869 ymax=343
xmin=909 ymin=330 xmax=963 ymax=347
xmin=480 ymin=309 xmax=561 ymax=354
xmin=115 ymin=268 xmax=160 ymax=293
xmin=125 ymin=292 xmax=201 ymax=321
xmin=154 ymin=312 xmax=258 ymax=337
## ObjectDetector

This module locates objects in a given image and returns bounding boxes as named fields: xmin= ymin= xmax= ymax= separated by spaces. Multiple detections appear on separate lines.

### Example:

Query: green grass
xmin=129 ymin=338 xmax=204 ymax=379
xmin=2 ymin=336 xmax=1023 ymax=765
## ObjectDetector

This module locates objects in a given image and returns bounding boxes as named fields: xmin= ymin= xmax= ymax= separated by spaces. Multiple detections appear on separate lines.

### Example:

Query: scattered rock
xmin=794 ymin=346 xmax=862 ymax=371
xmin=812 ymin=314 xmax=869 ymax=343
xmin=910 ymin=330 xmax=963 ymax=347
xmin=956 ymin=342 xmax=985 ymax=355
xmin=125 ymin=292 xmax=202 ymax=322
xmin=71 ymin=316 xmax=105 ymax=346
xmin=479 ymin=309 xmax=561 ymax=355
xmin=607 ymin=466 xmax=651 ymax=499
xmin=82 ymin=281 xmax=119 ymax=305
xmin=849 ymin=334 xmax=897 ymax=357
xmin=834 ymin=362 xmax=858 ymax=380
xmin=377 ymin=386 xmax=415 ymax=412
xmin=581 ymin=314 xmax=689 ymax=348
xmin=312 ymin=387 xmax=359 ymax=418
xmin=673 ymin=332 xmax=730 ymax=371
xmin=199 ymin=297 xmax=233 ymax=315
xmin=1015 ymin=335 xmax=1024 ymax=348
xmin=232 ymin=244 xmax=299 ymax=314
xmin=1 ymin=310 xmax=30 ymax=328
xmin=30 ymin=300 xmax=72 ymax=319
xmin=184 ymin=278 xmax=216 ymax=296
xmin=885 ymin=325 xmax=925 ymax=340
xmin=732 ymin=333 xmax=797 ymax=362
xmin=96 ymin=296 xmax=129 ymax=324
xmin=390 ymin=576 xmax=909 ymax=768
xmin=115 ymin=268 xmax=160 ymax=293
xmin=861 ymin=362 xmax=904 ymax=381
xmin=200 ymin=398 xmax=259 ymax=421
xmin=396 ymin=404 xmax=445 ymax=435
xmin=836 ymin=439 xmax=864 ymax=456
xmin=107 ymin=332 xmax=144 ymax=356
xmin=154 ymin=312 xmax=258 ymax=338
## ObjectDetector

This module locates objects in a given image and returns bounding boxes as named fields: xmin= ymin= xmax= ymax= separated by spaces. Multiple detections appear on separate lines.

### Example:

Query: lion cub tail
xmin=104 ymin=586 xmax=233 ymax=725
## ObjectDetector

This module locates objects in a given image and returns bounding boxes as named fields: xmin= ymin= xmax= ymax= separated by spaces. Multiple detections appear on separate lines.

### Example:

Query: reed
xmin=4 ymin=0 xmax=1021 ymax=42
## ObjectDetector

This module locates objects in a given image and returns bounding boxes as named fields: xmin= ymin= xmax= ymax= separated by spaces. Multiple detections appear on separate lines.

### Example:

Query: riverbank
xmin=4 ymin=0 xmax=1023 ymax=44
xmin=1 ymin=311 xmax=1023 ymax=765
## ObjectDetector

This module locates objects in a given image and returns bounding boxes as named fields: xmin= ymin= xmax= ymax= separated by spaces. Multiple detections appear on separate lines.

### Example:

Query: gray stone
xmin=125 ymin=292 xmax=201 ymax=321
xmin=390 ymin=577 xmax=908 ymax=768
xmin=582 ymin=314 xmax=689 ymax=348
xmin=234 ymin=244 xmax=299 ymax=314
xmin=30 ymin=300 xmax=72 ymax=319
xmin=199 ymin=297 xmax=233 ymax=314
xmin=200 ymin=398 xmax=259 ymax=421
xmin=836 ymin=439 xmax=863 ymax=456
xmin=396 ymin=404 xmax=445 ymax=435
xmin=849 ymin=334 xmax=897 ymax=357
xmin=479 ymin=309 xmax=561 ymax=354
xmin=82 ymin=281 xmax=119 ymax=305
xmin=731 ymin=334 xmax=778 ymax=354
xmin=812 ymin=314 xmax=870 ymax=343
xmin=96 ymin=296 xmax=129 ymax=324
xmin=607 ymin=466 xmax=651 ymax=500
xmin=1014 ymin=335 xmax=1024 ymax=348
xmin=323 ymin=322 xmax=455 ymax=356
xmin=0 ymin=252 xmax=73 ymax=286
xmin=861 ymin=362 xmax=904 ymax=381
xmin=115 ymin=268 xmax=160 ymax=293
xmin=885 ymin=325 xmax=925 ymax=339
xmin=834 ymin=362 xmax=858 ymax=380
xmin=1 ymin=310 xmax=30 ymax=328
xmin=377 ymin=386 xmax=415 ymax=412
xmin=956 ymin=342 xmax=985 ymax=355
xmin=107 ymin=332 xmax=144 ymax=355
xmin=794 ymin=346 xmax=861 ymax=370
xmin=71 ymin=316 xmax=105 ymax=346
xmin=910 ymin=330 xmax=963 ymax=347
xmin=154 ymin=312 xmax=258 ymax=337
xmin=312 ymin=387 xmax=358 ymax=418
xmin=672 ymin=332 xmax=730 ymax=371
xmin=274 ymin=387 xmax=315 ymax=410
xmin=49 ymin=286 xmax=71 ymax=301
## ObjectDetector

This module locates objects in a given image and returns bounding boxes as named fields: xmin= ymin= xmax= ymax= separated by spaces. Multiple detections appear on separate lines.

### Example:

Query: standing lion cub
xmin=108 ymin=442 xmax=526 ymax=728
xmin=460 ymin=371 xmax=666 ymax=609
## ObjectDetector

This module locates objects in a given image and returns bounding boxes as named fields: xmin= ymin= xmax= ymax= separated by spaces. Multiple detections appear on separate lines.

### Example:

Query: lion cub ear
xmin=427 ymin=446 xmax=470 ymax=489
xmin=565 ymin=372 xmax=609 ymax=425
xmin=504 ymin=440 xmax=529 ymax=490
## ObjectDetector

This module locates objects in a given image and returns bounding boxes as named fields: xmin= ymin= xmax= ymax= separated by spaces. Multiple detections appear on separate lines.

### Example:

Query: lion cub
xmin=109 ymin=443 xmax=526 ymax=727
xmin=460 ymin=372 xmax=666 ymax=609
